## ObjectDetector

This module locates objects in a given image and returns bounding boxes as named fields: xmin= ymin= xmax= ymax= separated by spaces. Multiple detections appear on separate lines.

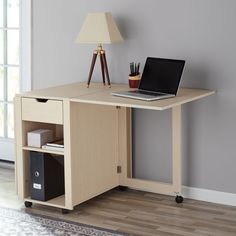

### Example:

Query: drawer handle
xmin=36 ymin=98 xmax=48 ymax=103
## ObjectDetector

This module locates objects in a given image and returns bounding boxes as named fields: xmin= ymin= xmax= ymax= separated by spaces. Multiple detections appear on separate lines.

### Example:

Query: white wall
xmin=32 ymin=0 xmax=236 ymax=194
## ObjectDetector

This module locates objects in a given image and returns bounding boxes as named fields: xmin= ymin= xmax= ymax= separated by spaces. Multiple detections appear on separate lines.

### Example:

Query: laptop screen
xmin=139 ymin=57 xmax=185 ymax=95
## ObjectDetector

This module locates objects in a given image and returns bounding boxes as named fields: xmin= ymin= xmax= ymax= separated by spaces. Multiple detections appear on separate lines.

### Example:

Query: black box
xmin=30 ymin=151 xmax=65 ymax=201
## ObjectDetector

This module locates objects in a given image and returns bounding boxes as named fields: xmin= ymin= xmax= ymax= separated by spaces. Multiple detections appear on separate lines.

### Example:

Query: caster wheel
xmin=175 ymin=195 xmax=184 ymax=204
xmin=61 ymin=209 xmax=70 ymax=214
xmin=24 ymin=201 xmax=32 ymax=208
xmin=118 ymin=186 xmax=128 ymax=191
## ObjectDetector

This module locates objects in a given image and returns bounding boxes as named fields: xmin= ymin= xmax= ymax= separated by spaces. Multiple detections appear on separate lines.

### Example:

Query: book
xmin=41 ymin=144 xmax=64 ymax=152
xmin=46 ymin=140 xmax=64 ymax=148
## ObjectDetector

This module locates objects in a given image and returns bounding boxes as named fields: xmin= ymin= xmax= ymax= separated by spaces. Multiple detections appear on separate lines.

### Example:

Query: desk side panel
xmin=63 ymin=100 xmax=73 ymax=209
xmin=70 ymin=102 xmax=119 ymax=205
xmin=14 ymin=96 xmax=24 ymax=199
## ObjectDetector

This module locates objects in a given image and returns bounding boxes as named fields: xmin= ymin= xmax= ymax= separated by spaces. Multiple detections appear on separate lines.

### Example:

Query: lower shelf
xmin=22 ymin=146 xmax=64 ymax=156
xmin=24 ymin=195 xmax=66 ymax=209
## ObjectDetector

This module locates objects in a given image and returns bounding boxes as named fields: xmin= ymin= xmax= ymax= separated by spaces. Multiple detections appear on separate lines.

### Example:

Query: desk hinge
xmin=116 ymin=106 xmax=121 ymax=109
xmin=117 ymin=165 xmax=122 ymax=173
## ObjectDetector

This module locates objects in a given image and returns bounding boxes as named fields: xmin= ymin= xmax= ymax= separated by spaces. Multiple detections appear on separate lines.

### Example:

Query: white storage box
xmin=27 ymin=129 xmax=53 ymax=148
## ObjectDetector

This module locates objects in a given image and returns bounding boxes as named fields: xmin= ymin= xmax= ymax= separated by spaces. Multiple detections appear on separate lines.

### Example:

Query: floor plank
xmin=1 ymin=164 xmax=236 ymax=236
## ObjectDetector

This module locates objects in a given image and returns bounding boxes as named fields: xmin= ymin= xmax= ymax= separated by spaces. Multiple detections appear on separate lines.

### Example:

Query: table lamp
xmin=76 ymin=12 xmax=123 ymax=87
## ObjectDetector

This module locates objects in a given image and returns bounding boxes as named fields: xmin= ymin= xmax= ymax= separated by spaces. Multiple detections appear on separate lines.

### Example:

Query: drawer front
xmin=22 ymin=98 xmax=63 ymax=124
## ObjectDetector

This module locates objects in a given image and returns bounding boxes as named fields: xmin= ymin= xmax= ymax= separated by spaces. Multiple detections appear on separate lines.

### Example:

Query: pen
xmin=137 ymin=63 xmax=140 ymax=75
xmin=132 ymin=63 xmax=135 ymax=75
xmin=130 ymin=62 xmax=135 ymax=75
xmin=130 ymin=62 xmax=133 ymax=75
xmin=135 ymin=63 xmax=137 ymax=75
xmin=130 ymin=62 xmax=140 ymax=76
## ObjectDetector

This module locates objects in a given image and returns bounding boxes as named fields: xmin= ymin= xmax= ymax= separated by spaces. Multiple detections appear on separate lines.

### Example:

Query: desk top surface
xmin=19 ymin=82 xmax=215 ymax=110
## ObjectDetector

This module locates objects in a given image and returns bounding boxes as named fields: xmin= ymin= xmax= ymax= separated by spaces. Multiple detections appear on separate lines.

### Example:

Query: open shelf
xmin=24 ymin=195 xmax=66 ymax=209
xmin=22 ymin=146 xmax=64 ymax=156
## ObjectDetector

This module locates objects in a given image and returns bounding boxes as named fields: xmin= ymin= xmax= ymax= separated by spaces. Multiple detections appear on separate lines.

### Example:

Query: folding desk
xmin=14 ymin=82 xmax=214 ymax=212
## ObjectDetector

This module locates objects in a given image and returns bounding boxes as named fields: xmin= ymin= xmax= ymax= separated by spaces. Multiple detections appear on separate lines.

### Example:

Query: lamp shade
xmin=76 ymin=12 xmax=123 ymax=44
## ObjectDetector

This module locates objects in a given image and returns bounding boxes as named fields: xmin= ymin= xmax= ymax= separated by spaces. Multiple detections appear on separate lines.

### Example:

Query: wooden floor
xmin=1 ymin=164 xmax=236 ymax=236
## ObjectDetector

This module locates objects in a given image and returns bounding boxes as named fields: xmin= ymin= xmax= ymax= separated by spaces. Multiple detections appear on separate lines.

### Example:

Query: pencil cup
xmin=129 ymin=73 xmax=141 ymax=88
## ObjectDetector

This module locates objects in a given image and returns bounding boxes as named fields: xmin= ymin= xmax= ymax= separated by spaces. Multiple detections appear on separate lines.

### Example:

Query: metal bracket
xmin=117 ymin=165 xmax=122 ymax=173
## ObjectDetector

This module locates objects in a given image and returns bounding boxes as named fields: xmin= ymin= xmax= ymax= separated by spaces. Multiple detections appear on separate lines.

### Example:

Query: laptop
xmin=111 ymin=57 xmax=185 ymax=101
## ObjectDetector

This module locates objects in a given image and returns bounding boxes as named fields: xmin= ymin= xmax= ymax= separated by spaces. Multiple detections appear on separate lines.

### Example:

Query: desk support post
xmin=14 ymin=96 xmax=24 ymax=199
xmin=63 ymin=100 xmax=73 ymax=209
xmin=118 ymin=107 xmax=132 ymax=184
xmin=172 ymin=105 xmax=182 ymax=194
xmin=118 ymin=105 xmax=183 ymax=197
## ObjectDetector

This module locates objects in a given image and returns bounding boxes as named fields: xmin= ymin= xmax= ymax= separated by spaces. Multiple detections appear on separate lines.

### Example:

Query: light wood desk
xmin=14 ymin=82 xmax=215 ymax=212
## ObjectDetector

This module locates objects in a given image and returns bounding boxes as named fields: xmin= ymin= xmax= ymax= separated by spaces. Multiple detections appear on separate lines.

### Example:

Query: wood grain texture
xmin=17 ymin=82 xmax=116 ymax=100
xmin=63 ymin=99 xmax=73 ymax=210
xmin=120 ymin=105 xmax=183 ymax=196
xmin=14 ymin=96 xmax=23 ymax=199
xmin=172 ymin=105 xmax=182 ymax=194
xmin=15 ymin=82 xmax=215 ymax=212
xmin=18 ymin=82 xmax=215 ymax=111
xmin=21 ymin=98 xmax=63 ymax=124
xmin=15 ymin=120 xmax=64 ymax=203
xmin=71 ymin=85 xmax=215 ymax=111
xmin=24 ymin=195 xmax=66 ymax=209
xmin=70 ymin=102 xmax=119 ymax=205
xmin=22 ymin=146 xmax=64 ymax=155
xmin=118 ymin=107 xmax=132 ymax=184
xmin=1 ymin=166 xmax=236 ymax=236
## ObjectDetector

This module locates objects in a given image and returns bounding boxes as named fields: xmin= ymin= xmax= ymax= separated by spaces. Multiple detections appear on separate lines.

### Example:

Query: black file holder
xmin=30 ymin=151 xmax=65 ymax=201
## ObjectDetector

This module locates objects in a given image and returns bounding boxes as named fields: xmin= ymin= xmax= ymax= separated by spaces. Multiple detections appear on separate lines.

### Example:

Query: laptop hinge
xmin=139 ymin=89 xmax=167 ymax=95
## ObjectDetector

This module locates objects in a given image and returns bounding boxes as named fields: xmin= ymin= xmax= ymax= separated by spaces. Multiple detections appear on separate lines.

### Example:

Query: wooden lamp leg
xmin=87 ymin=51 xmax=98 ymax=87
xmin=99 ymin=53 xmax=106 ymax=86
xmin=101 ymin=52 xmax=111 ymax=87
xmin=87 ymin=46 xmax=111 ymax=87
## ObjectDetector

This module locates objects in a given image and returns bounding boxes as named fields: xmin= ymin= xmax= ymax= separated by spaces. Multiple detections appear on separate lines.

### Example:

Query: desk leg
xmin=63 ymin=100 xmax=73 ymax=210
xmin=118 ymin=107 xmax=132 ymax=184
xmin=14 ymin=96 xmax=23 ymax=199
xmin=119 ymin=105 xmax=183 ymax=202
xmin=172 ymin=105 xmax=182 ymax=196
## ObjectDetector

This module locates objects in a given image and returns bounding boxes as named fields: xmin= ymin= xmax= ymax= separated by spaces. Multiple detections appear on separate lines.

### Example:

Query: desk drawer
xmin=22 ymin=98 xmax=63 ymax=124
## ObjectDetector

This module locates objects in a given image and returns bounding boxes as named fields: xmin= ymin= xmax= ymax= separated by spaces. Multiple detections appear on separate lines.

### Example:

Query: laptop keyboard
xmin=129 ymin=90 xmax=166 ymax=96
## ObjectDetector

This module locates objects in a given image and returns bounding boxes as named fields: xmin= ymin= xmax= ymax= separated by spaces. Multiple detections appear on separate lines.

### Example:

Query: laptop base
xmin=111 ymin=91 xmax=175 ymax=101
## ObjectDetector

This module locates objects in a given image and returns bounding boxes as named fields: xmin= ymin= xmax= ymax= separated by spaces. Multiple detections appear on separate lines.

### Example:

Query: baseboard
xmin=182 ymin=186 xmax=236 ymax=207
